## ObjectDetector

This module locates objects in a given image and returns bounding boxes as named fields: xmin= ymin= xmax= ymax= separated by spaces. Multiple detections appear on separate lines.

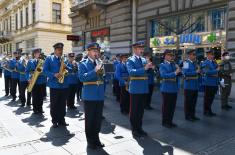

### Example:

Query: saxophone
xmin=58 ymin=57 xmax=68 ymax=84
xmin=27 ymin=59 xmax=44 ymax=92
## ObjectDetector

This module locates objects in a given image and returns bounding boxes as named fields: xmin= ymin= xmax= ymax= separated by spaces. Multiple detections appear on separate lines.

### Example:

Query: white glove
xmin=220 ymin=79 xmax=225 ymax=88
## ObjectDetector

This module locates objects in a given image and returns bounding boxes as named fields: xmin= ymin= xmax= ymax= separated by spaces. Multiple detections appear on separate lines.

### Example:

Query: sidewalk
xmin=0 ymin=78 xmax=234 ymax=155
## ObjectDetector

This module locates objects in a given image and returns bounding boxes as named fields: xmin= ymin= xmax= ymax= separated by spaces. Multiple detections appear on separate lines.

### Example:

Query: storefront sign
xmin=180 ymin=34 xmax=202 ymax=44
xmin=150 ymin=31 xmax=226 ymax=49
xmin=67 ymin=35 xmax=80 ymax=41
xmin=91 ymin=28 xmax=110 ymax=38
xmin=150 ymin=36 xmax=177 ymax=47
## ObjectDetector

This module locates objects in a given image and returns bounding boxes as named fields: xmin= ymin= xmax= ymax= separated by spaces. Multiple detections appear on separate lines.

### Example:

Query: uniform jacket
xmin=159 ymin=61 xmax=178 ymax=93
xmin=43 ymin=55 xmax=68 ymax=89
xmin=26 ymin=59 xmax=47 ymax=85
xmin=9 ymin=58 xmax=19 ymax=79
xmin=126 ymin=55 xmax=149 ymax=94
xmin=182 ymin=59 xmax=199 ymax=90
xmin=201 ymin=59 xmax=219 ymax=86
xmin=78 ymin=58 xmax=104 ymax=101
xmin=116 ymin=62 xmax=129 ymax=87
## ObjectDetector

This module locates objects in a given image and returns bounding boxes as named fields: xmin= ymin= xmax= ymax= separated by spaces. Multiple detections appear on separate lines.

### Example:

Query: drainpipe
xmin=132 ymin=0 xmax=137 ymax=44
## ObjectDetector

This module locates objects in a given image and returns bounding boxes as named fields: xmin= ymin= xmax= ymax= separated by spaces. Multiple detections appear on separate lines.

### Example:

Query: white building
xmin=0 ymin=0 xmax=72 ymax=55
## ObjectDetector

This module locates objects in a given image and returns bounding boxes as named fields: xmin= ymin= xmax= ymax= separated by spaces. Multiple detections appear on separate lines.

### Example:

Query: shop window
xmin=26 ymin=7 xmax=29 ymax=26
xmin=20 ymin=10 xmax=23 ymax=28
xmin=15 ymin=13 xmax=18 ymax=30
xmin=52 ymin=3 xmax=61 ymax=24
xmin=26 ymin=39 xmax=35 ymax=49
xmin=10 ymin=16 xmax=12 ymax=31
xmin=210 ymin=8 xmax=226 ymax=31
xmin=88 ymin=15 xmax=101 ymax=29
xmin=32 ymin=3 xmax=36 ymax=23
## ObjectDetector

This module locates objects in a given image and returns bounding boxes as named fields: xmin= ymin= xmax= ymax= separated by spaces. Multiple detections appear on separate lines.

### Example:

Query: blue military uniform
xmin=113 ymin=56 xmax=121 ymax=101
xmin=159 ymin=50 xmax=179 ymax=128
xmin=182 ymin=55 xmax=200 ymax=121
xmin=66 ymin=52 xmax=78 ymax=109
xmin=26 ymin=51 xmax=47 ymax=113
xmin=17 ymin=58 xmax=31 ymax=106
xmin=78 ymin=42 xmax=105 ymax=149
xmin=116 ymin=55 xmax=129 ymax=114
xmin=201 ymin=52 xmax=219 ymax=116
xmin=43 ymin=43 xmax=69 ymax=127
xmin=9 ymin=54 xmax=20 ymax=101
xmin=126 ymin=41 xmax=149 ymax=137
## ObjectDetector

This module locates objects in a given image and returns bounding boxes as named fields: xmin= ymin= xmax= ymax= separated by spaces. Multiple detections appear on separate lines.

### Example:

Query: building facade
xmin=0 ymin=0 xmax=72 ymax=55
xmin=70 ymin=0 xmax=235 ymax=56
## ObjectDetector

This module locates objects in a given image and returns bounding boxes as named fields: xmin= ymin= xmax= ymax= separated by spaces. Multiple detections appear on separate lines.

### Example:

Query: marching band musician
xmin=160 ymin=50 xmax=180 ymax=128
xmin=43 ymin=43 xmax=69 ymax=128
xmin=182 ymin=50 xmax=200 ymax=122
xmin=145 ymin=53 xmax=155 ymax=110
xmin=2 ymin=55 xmax=11 ymax=96
xmin=116 ymin=53 xmax=130 ymax=115
xmin=26 ymin=48 xmax=46 ymax=114
xmin=9 ymin=51 xmax=20 ymax=101
xmin=18 ymin=52 xmax=31 ymax=107
xmin=126 ymin=41 xmax=154 ymax=138
xmin=113 ymin=54 xmax=121 ymax=102
xmin=66 ymin=52 xmax=78 ymax=109
xmin=78 ymin=42 xmax=105 ymax=149
xmin=201 ymin=50 xmax=219 ymax=117
xmin=219 ymin=52 xmax=233 ymax=110
xmin=0 ymin=60 xmax=2 ymax=78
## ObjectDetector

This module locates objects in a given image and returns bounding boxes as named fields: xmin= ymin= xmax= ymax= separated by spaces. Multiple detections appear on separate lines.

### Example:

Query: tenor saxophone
xmin=58 ymin=57 xmax=68 ymax=84
xmin=27 ymin=59 xmax=44 ymax=92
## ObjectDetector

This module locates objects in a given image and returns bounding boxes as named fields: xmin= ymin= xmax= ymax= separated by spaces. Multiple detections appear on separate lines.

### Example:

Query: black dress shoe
xmin=121 ymin=111 xmax=128 ymax=115
xmin=70 ymin=106 xmax=77 ymax=109
xmin=58 ymin=122 xmax=69 ymax=126
xmin=204 ymin=111 xmax=212 ymax=117
xmin=185 ymin=117 xmax=195 ymax=122
xmin=139 ymin=129 xmax=148 ymax=137
xmin=96 ymin=142 xmax=105 ymax=148
xmin=87 ymin=143 xmax=97 ymax=150
xmin=192 ymin=116 xmax=200 ymax=121
xmin=132 ymin=130 xmax=142 ymax=138
xmin=209 ymin=112 xmax=217 ymax=117
xmin=21 ymin=104 xmax=25 ymax=107
xmin=171 ymin=123 xmax=178 ymax=128
xmin=226 ymin=105 xmax=232 ymax=109
xmin=11 ymin=98 xmax=16 ymax=102
xmin=162 ymin=123 xmax=172 ymax=128
xmin=5 ymin=94 xmax=9 ymax=97
xmin=222 ymin=106 xmax=230 ymax=111
xmin=52 ymin=123 xmax=58 ymax=128
xmin=33 ymin=111 xmax=39 ymax=114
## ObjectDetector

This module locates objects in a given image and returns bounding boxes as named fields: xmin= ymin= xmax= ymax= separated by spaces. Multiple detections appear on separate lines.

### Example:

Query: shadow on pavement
xmin=40 ymin=126 xmax=75 ymax=146
xmin=66 ymin=108 xmax=84 ymax=118
xmin=134 ymin=136 xmax=173 ymax=155
xmin=13 ymin=106 xmax=31 ymax=115
xmin=22 ymin=113 xmax=47 ymax=127
xmin=86 ymin=148 xmax=109 ymax=155
xmin=100 ymin=119 xmax=116 ymax=134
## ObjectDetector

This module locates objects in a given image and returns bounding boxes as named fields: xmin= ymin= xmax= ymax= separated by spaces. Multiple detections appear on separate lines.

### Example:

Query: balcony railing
xmin=0 ymin=31 xmax=13 ymax=43
xmin=72 ymin=0 xmax=108 ymax=8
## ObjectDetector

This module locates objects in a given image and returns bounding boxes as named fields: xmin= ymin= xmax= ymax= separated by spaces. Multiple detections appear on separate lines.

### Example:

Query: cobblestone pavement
xmin=0 ymin=78 xmax=235 ymax=155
